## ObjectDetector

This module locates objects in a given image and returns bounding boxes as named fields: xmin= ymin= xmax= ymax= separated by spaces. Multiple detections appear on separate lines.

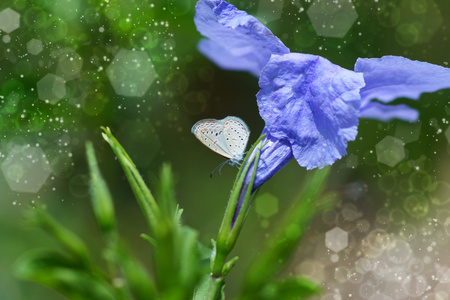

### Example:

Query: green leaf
xmin=193 ymin=275 xmax=225 ymax=300
xmin=177 ymin=226 xmax=202 ymax=289
xmin=101 ymin=126 xmax=160 ymax=233
xmin=197 ymin=241 xmax=212 ymax=262
xmin=100 ymin=128 xmax=204 ymax=299
xmin=86 ymin=141 xmax=117 ymax=242
xmin=158 ymin=163 xmax=177 ymax=218
xmin=174 ymin=206 xmax=184 ymax=226
xmin=140 ymin=233 xmax=157 ymax=247
xmin=150 ymin=164 xmax=203 ymax=299
xmin=209 ymin=239 xmax=217 ymax=271
xmin=221 ymin=256 xmax=238 ymax=277
xmin=86 ymin=140 xmax=157 ymax=299
xmin=25 ymin=207 xmax=90 ymax=264
xmin=15 ymin=250 xmax=116 ymax=300
xmin=115 ymin=243 xmax=157 ymax=300
xmin=240 ymin=168 xmax=330 ymax=297
xmin=259 ymin=277 xmax=321 ymax=300
xmin=154 ymin=224 xmax=203 ymax=298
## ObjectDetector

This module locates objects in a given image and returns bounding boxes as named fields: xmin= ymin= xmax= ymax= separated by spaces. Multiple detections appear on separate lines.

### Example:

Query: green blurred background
xmin=1 ymin=0 xmax=450 ymax=299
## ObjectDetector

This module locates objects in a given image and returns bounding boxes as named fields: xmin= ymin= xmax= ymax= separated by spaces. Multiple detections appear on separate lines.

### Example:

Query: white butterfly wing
xmin=221 ymin=117 xmax=250 ymax=160
xmin=191 ymin=119 xmax=235 ymax=159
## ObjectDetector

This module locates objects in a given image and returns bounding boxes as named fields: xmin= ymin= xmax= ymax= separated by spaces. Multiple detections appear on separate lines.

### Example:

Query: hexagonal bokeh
xmin=445 ymin=126 xmax=450 ymax=144
xmin=375 ymin=136 xmax=405 ymax=167
xmin=106 ymin=49 xmax=157 ymax=97
xmin=325 ymin=227 xmax=348 ymax=252
xmin=395 ymin=121 xmax=421 ymax=144
xmin=53 ymin=48 xmax=83 ymax=80
xmin=355 ymin=258 xmax=372 ymax=274
xmin=0 ymin=8 xmax=20 ymax=33
xmin=37 ymin=73 xmax=67 ymax=104
xmin=1 ymin=146 xmax=52 ymax=193
xmin=256 ymin=0 xmax=285 ymax=24
xmin=255 ymin=193 xmax=279 ymax=218
xmin=4 ymin=92 xmax=20 ymax=114
xmin=307 ymin=0 xmax=358 ymax=38
xmin=345 ymin=153 xmax=358 ymax=169
xmin=2 ymin=35 xmax=11 ymax=43
xmin=26 ymin=39 xmax=43 ymax=55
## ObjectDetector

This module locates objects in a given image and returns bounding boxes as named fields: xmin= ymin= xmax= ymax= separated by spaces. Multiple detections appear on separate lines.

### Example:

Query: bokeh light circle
xmin=403 ymin=194 xmax=429 ymax=218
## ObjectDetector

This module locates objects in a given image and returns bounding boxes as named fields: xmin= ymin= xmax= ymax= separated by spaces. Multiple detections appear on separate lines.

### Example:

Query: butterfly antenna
xmin=210 ymin=160 xmax=229 ymax=178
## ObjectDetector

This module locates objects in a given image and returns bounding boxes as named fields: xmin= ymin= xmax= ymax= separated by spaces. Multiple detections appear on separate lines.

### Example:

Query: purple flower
xmin=194 ymin=0 xmax=289 ymax=76
xmin=249 ymin=52 xmax=366 ymax=190
xmin=194 ymin=0 xmax=450 ymax=190
xmin=356 ymin=56 xmax=450 ymax=122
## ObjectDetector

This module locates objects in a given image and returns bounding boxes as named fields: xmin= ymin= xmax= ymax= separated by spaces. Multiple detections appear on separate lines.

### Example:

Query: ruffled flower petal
xmin=194 ymin=0 xmax=289 ymax=76
xmin=359 ymin=102 xmax=419 ymax=122
xmin=356 ymin=56 xmax=450 ymax=107
xmin=257 ymin=53 xmax=365 ymax=170
xmin=198 ymin=39 xmax=262 ymax=76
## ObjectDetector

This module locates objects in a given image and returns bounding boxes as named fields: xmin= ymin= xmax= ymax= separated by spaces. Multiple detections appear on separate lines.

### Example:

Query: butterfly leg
xmin=210 ymin=160 xmax=230 ymax=178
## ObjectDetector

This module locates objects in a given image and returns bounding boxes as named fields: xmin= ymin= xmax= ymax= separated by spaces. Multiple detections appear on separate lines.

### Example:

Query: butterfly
xmin=191 ymin=116 xmax=250 ymax=175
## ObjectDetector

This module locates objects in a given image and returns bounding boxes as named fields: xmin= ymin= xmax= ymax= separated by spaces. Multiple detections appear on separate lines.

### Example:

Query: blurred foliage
xmin=15 ymin=129 xmax=326 ymax=299
xmin=1 ymin=0 xmax=449 ymax=299
xmin=16 ymin=133 xmax=204 ymax=299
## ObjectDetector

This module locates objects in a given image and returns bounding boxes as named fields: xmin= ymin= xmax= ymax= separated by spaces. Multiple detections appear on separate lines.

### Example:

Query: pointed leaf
xmin=115 ymin=243 xmax=157 ymax=299
xmin=140 ymin=233 xmax=157 ymax=247
xmin=157 ymin=163 xmax=177 ymax=219
xmin=15 ymin=250 xmax=116 ymax=300
xmin=260 ymin=277 xmax=321 ymax=300
xmin=25 ymin=207 xmax=90 ymax=264
xmin=193 ymin=275 xmax=225 ymax=300
xmin=197 ymin=241 xmax=212 ymax=262
xmin=222 ymin=256 xmax=238 ymax=277
xmin=241 ymin=168 xmax=330 ymax=296
xmin=86 ymin=141 xmax=117 ymax=241
xmin=177 ymin=226 xmax=203 ymax=291
xmin=101 ymin=127 xmax=160 ymax=233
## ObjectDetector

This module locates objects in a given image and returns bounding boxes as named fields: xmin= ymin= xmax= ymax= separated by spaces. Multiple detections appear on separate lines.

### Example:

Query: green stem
xmin=210 ymin=134 xmax=266 ymax=281
xmin=208 ymin=277 xmax=225 ymax=300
